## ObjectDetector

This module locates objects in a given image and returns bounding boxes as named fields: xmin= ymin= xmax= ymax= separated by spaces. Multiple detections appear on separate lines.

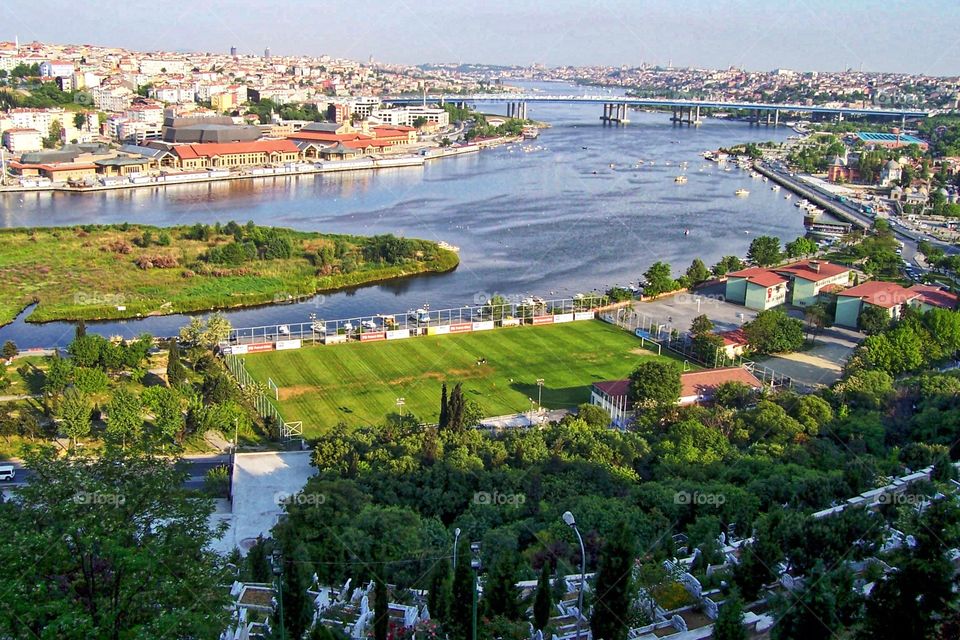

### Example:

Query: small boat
xmin=674 ymin=175 xmax=688 ymax=184
xmin=361 ymin=320 xmax=378 ymax=331
xmin=785 ymin=194 xmax=792 ymax=200
xmin=735 ymin=188 xmax=750 ymax=197
xmin=771 ymin=185 xmax=780 ymax=191
xmin=684 ymin=229 xmax=690 ymax=236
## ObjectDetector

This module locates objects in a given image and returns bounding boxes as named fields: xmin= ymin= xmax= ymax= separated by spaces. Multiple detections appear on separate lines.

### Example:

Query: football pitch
xmin=242 ymin=320 xmax=668 ymax=433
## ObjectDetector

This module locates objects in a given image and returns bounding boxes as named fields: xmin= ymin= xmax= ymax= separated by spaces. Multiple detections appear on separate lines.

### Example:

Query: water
xmin=0 ymin=82 xmax=804 ymax=347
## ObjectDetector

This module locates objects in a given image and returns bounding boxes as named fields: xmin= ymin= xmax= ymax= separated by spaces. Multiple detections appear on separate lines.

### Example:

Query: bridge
xmin=387 ymin=94 xmax=933 ymax=126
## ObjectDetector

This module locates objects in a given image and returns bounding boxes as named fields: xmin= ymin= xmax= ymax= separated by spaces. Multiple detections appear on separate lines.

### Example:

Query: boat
xmin=408 ymin=306 xmax=431 ymax=323
xmin=735 ymin=188 xmax=750 ymax=197
xmin=684 ymin=229 xmax=690 ymax=236
xmin=674 ymin=175 xmax=688 ymax=184
xmin=771 ymin=185 xmax=780 ymax=191
xmin=785 ymin=194 xmax=792 ymax=199
xmin=361 ymin=320 xmax=378 ymax=331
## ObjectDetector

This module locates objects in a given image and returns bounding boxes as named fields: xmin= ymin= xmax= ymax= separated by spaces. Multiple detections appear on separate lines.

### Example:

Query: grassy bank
xmin=0 ymin=223 xmax=459 ymax=326
xmin=242 ymin=320 xmax=678 ymax=434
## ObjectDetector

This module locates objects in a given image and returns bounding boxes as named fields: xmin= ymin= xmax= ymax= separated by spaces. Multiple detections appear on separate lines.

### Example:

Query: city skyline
xmin=2 ymin=0 xmax=958 ymax=76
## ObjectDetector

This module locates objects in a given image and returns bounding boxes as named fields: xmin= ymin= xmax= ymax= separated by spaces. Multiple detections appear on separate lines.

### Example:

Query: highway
xmin=759 ymin=162 xmax=959 ymax=268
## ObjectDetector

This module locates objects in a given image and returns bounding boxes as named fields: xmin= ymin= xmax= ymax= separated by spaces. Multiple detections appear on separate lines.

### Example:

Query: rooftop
xmin=856 ymin=132 xmax=924 ymax=145
xmin=838 ymin=281 xmax=916 ymax=308
xmin=727 ymin=266 xmax=788 ymax=288
xmin=775 ymin=259 xmax=850 ymax=282
xmin=680 ymin=367 xmax=764 ymax=399
xmin=907 ymin=284 xmax=959 ymax=310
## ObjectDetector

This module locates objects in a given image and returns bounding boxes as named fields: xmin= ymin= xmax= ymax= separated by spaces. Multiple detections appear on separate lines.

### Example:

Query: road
xmin=1 ymin=453 xmax=232 ymax=491
xmin=761 ymin=162 xmax=959 ymax=265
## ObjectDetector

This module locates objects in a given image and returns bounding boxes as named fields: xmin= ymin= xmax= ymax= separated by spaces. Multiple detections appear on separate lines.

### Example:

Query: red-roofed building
xmin=725 ymin=267 xmax=789 ymax=310
xmin=590 ymin=367 xmax=765 ymax=421
xmin=725 ymin=260 xmax=852 ymax=310
xmin=835 ymin=281 xmax=917 ymax=328
xmin=907 ymin=284 xmax=959 ymax=312
xmin=171 ymin=139 xmax=300 ymax=169
xmin=719 ymin=328 xmax=750 ymax=359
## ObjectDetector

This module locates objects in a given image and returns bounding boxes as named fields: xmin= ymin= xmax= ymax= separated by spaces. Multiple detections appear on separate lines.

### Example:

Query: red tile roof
xmin=288 ymin=131 xmax=373 ymax=143
xmin=727 ymin=266 xmax=788 ymax=288
xmin=908 ymin=284 xmax=959 ymax=310
xmin=838 ymin=281 xmax=916 ymax=308
xmin=592 ymin=379 xmax=630 ymax=398
xmin=719 ymin=328 xmax=749 ymax=347
xmin=680 ymin=367 xmax=763 ymax=400
xmin=775 ymin=260 xmax=850 ymax=282
xmin=172 ymin=139 xmax=299 ymax=160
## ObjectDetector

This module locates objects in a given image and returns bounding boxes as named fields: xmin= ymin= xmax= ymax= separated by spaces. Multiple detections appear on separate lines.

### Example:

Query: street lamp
xmin=528 ymin=397 xmax=535 ymax=427
xmin=536 ymin=378 xmax=544 ymax=408
xmin=453 ymin=527 xmax=462 ymax=567
xmin=470 ymin=542 xmax=482 ymax=640
xmin=271 ymin=549 xmax=286 ymax=640
xmin=396 ymin=397 xmax=405 ymax=417
xmin=562 ymin=511 xmax=586 ymax=640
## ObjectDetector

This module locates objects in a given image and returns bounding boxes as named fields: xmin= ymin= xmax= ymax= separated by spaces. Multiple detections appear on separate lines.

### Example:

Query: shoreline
xmin=0 ymin=143 xmax=491 ymax=195
xmin=4 ymin=253 xmax=460 ymax=329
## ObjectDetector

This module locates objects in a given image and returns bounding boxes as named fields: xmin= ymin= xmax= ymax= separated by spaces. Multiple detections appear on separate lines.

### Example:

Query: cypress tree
xmin=166 ymin=340 xmax=187 ymax=386
xmin=591 ymin=519 xmax=636 ymax=640
xmin=439 ymin=382 xmax=449 ymax=430
xmin=484 ymin=552 xmax=520 ymax=619
xmin=75 ymin=319 xmax=86 ymax=339
xmin=246 ymin=534 xmax=272 ymax=582
xmin=712 ymin=590 xmax=746 ymax=640
xmin=428 ymin=556 xmax=452 ymax=623
xmin=278 ymin=543 xmax=314 ymax=639
xmin=533 ymin=562 xmax=553 ymax=631
xmin=449 ymin=383 xmax=465 ymax=432
xmin=450 ymin=540 xmax=473 ymax=640
xmin=374 ymin=578 xmax=389 ymax=640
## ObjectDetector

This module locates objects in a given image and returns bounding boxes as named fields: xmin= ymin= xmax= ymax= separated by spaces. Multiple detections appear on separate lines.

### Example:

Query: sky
xmin=2 ymin=0 xmax=958 ymax=76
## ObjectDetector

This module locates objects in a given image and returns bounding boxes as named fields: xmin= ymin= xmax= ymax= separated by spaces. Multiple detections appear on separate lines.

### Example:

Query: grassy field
xmin=0 ymin=224 xmax=458 ymax=326
xmin=242 ymin=320 xmax=674 ymax=433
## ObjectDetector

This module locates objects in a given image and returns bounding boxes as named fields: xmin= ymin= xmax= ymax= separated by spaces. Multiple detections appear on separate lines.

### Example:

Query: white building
xmin=93 ymin=85 xmax=135 ymax=112
xmin=39 ymin=60 xmax=75 ymax=78
xmin=148 ymin=85 xmax=195 ymax=104
xmin=371 ymin=105 xmax=449 ymax=127
xmin=138 ymin=59 xmax=189 ymax=76
xmin=2 ymin=128 xmax=43 ymax=154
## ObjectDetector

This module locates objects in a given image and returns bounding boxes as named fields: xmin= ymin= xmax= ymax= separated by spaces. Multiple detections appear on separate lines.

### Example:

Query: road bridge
xmin=388 ymin=94 xmax=932 ymax=126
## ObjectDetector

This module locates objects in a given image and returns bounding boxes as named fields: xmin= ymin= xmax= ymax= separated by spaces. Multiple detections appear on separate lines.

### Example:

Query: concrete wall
xmin=725 ymin=278 xmax=747 ymax=305
xmin=834 ymin=296 xmax=862 ymax=328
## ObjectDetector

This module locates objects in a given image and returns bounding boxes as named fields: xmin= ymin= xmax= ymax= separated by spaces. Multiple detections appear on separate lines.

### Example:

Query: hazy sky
xmin=2 ymin=0 xmax=958 ymax=75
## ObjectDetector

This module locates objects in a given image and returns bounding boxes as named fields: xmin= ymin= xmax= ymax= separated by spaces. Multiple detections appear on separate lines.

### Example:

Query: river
xmin=0 ymin=82 xmax=806 ymax=347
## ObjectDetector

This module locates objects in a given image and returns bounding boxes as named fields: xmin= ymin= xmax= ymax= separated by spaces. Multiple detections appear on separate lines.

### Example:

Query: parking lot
xmin=629 ymin=283 xmax=863 ymax=388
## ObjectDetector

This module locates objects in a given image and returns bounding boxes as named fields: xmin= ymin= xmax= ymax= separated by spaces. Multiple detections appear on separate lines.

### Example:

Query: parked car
xmin=0 ymin=464 xmax=15 ymax=482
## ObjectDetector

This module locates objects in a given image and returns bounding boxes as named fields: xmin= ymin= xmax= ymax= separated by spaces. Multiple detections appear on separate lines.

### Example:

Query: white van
xmin=0 ymin=464 xmax=15 ymax=481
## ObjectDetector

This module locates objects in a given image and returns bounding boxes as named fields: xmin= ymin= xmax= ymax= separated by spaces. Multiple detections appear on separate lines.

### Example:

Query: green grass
xmin=0 ymin=224 xmax=458 ymax=326
xmin=242 ymin=320 xmax=673 ymax=433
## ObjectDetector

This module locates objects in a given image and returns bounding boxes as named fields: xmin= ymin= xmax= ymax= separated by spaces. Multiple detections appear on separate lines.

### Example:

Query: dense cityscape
xmin=1 ymin=4 xmax=960 ymax=640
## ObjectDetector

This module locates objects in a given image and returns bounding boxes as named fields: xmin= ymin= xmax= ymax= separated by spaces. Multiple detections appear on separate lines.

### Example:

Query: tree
xmin=576 ymin=403 xmax=610 ymax=429
xmin=533 ymin=562 xmax=553 ymax=631
xmin=712 ymin=255 xmax=745 ymax=277
xmin=629 ymin=361 xmax=681 ymax=408
xmin=246 ymin=534 xmax=273 ymax=582
xmin=743 ymin=310 xmax=804 ymax=354
xmin=60 ymin=388 xmax=91 ymax=447
xmin=785 ymin=236 xmax=818 ymax=259
xmin=857 ymin=305 xmax=890 ymax=335
xmin=374 ymin=578 xmax=389 ymax=640
xmin=713 ymin=590 xmax=747 ymax=640
xmin=772 ymin=562 xmax=859 ymax=640
xmin=803 ymin=302 xmax=830 ymax=342
xmin=105 ymin=386 xmax=142 ymax=449
xmin=591 ymin=519 xmax=636 ymax=640
xmin=747 ymin=236 xmax=782 ymax=267
xmin=692 ymin=332 xmax=725 ymax=364
xmin=713 ymin=381 xmax=755 ymax=409
xmin=484 ymin=552 xmax=520 ymax=620
xmin=166 ymin=340 xmax=187 ymax=386
xmin=44 ymin=119 xmax=62 ymax=148
xmin=142 ymin=386 xmax=184 ymax=445
xmin=643 ymin=262 xmax=677 ymax=297
xmin=277 ymin=543 xmax=316 ymax=640
xmin=1 ymin=341 xmax=17 ymax=362
xmin=0 ymin=447 xmax=230 ymax=636
xmin=690 ymin=314 xmax=714 ymax=336
xmin=448 ymin=382 xmax=466 ymax=432
xmin=685 ymin=258 xmax=711 ymax=286
xmin=450 ymin=540 xmax=473 ymax=640
xmin=439 ymin=382 xmax=449 ymax=431
xmin=427 ymin=557 xmax=452 ymax=623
